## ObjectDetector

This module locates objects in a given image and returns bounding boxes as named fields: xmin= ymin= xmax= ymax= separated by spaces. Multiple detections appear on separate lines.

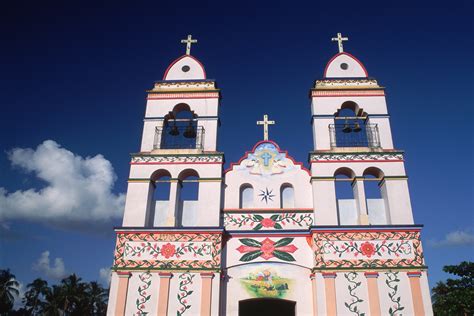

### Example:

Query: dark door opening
xmin=239 ymin=298 xmax=296 ymax=316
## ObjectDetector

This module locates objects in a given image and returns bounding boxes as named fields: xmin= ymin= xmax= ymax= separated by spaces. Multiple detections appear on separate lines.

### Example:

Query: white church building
xmin=106 ymin=34 xmax=433 ymax=315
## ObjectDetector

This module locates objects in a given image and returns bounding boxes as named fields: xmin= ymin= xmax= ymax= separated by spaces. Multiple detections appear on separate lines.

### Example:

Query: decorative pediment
xmin=225 ymin=141 xmax=309 ymax=176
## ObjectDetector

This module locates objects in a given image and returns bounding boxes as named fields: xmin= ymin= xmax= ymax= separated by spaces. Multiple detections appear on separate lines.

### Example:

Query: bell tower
xmin=122 ymin=35 xmax=223 ymax=228
xmin=310 ymin=33 xmax=413 ymax=226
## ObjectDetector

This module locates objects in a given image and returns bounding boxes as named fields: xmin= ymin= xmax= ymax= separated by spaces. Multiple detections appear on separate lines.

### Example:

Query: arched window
xmin=363 ymin=167 xmax=390 ymax=224
xmin=331 ymin=101 xmax=377 ymax=148
xmin=280 ymin=184 xmax=295 ymax=208
xmin=149 ymin=169 xmax=172 ymax=227
xmin=161 ymin=104 xmax=199 ymax=149
xmin=334 ymin=167 xmax=357 ymax=225
xmin=240 ymin=184 xmax=254 ymax=209
xmin=178 ymin=169 xmax=199 ymax=227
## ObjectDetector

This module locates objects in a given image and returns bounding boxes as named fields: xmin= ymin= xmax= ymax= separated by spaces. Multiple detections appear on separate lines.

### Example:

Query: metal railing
xmin=153 ymin=125 xmax=205 ymax=150
xmin=329 ymin=123 xmax=380 ymax=148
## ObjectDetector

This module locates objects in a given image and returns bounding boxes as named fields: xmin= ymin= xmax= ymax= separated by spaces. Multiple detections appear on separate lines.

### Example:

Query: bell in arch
xmin=169 ymin=121 xmax=179 ymax=136
xmin=183 ymin=121 xmax=196 ymax=138
xmin=353 ymin=121 xmax=362 ymax=132
xmin=342 ymin=119 xmax=352 ymax=133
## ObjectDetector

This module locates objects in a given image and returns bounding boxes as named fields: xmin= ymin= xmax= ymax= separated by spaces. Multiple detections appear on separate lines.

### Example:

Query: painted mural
xmin=234 ymin=142 xmax=296 ymax=176
xmin=176 ymin=273 xmax=196 ymax=316
xmin=240 ymin=266 xmax=292 ymax=299
xmin=134 ymin=272 xmax=152 ymax=316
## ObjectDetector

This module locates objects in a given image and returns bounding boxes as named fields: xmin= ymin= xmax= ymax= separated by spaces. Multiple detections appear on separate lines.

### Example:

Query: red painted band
xmin=131 ymin=162 xmax=223 ymax=165
xmin=311 ymin=159 xmax=404 ymax=163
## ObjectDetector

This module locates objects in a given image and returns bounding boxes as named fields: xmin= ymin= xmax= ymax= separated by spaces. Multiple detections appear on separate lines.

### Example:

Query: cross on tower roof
xmin=181 ymin=34 xmax=197 ymax=55
xmin=257 ymin=114 xmax=275 ymax=141
xmin=331 ymin=32 xmax=348 ymax=53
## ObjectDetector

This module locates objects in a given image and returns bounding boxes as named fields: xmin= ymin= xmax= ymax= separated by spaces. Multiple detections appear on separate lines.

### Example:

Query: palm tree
xmin=41 ymin=285 xmax=63 ymax=316
xmin=84 ymin=282 xmax=108 ymax=315
xmin=23 ymin=278 xmax=49 ymax=315
xmin=0 ymin=269 xmax=20 ymax=314
xmin=58 ymin=274 xmax=86 ymax=315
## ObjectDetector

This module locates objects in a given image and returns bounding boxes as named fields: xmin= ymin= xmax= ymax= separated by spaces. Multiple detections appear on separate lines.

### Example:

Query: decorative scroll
xmin=131 ymin=155 xmax=223 ymax=164
xmin=313 ymin=231 xmax=424 ymax=269
xmin=114 ymin=232 xmax=222 ymax=270
xmin=177 ymin=273 xmax=195 ymax=316
xmin=224 ymin=213 xmax=313 ymax=230
xmin=236 ymin=238 xmax=298 ymax=262
xmin=344 ymin=272 xmax=365 ymax=316
xmin=385 ymin=271 xmax=405 ymax=315
xmin=310 ymin=153 xmax=404 ymax=162
xmin=135 ymin=272 xmax=152 ymax=315
xmin=314 ymin=79 xmax=379 ymax=87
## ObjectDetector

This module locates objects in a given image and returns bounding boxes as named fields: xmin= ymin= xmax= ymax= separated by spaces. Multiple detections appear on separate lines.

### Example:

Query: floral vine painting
xmin=240 ymin=267 xmax=292 ymax=299
xmin=177 ymin=273 xmax=195 ymax=316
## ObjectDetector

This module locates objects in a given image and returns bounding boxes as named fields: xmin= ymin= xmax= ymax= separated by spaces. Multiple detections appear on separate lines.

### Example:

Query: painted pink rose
xmin=261 ymin=218 xmax=275 ymax=228
xmin=360 ymin=242 xmax=376 ymax=258
xmin=160 ymin=243 xmax=176 ymax=259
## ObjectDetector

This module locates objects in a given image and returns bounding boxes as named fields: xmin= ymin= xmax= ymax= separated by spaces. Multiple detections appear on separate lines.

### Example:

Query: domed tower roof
xmin=162 ymin=54 xmax=207 ymax=80
xmin=323 ymin=52 xmax=368 ymax=78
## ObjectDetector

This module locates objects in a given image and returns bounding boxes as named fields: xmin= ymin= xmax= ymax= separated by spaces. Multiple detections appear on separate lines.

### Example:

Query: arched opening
xmin=178 ymin=169 xmax=199 ymax=227
xmin=280 ymin=184 xmax=295 ymax=208
xmin=363 ymin=167 xmax=390 ymax=224
xmin=240 ymin=184 xmax=254 ymax=209
xmin=334 ymin=167 xmax=358 ymax=225
xmin=160 ymin=103 xmax=199 ymax=149
xmin=149 ymin=169 xmax=172 ymax=226
xmin=239 ymin=298 xmax=296 ymax=316
xmin=331 ymin=101 xmax=378 ymax=148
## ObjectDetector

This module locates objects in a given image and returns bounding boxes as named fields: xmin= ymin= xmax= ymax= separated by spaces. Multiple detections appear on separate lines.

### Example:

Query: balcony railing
xmin=153 ymin=125 xmax=205 ymax=150
xmin=329 ymin=123 xmax=380 ymax=148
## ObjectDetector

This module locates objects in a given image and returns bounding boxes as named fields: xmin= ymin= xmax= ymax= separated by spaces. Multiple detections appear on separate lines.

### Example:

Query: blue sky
xmin=1 ymin=0 xmax=473 ymax=297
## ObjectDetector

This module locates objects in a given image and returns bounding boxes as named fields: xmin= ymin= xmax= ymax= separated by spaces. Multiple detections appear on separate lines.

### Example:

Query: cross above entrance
xmin=257 ymin=114 xmax=275 ymax=141
xmin=331 ymin=32 xmax=348 ymax=53
xmin=181 ymin=34 xmax=197 ymax=55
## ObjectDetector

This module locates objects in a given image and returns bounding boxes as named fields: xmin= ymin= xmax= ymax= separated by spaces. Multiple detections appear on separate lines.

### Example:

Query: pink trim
xmin=131 ymin=161 xmax=223 ymax=165
xmin=223 ymin=208 xmax=313 ymax=212
xmin=407 ymin=272 xmax=422 ymax=277
xmin=322 ymin=272 xmax=337 ymax=278
xmin=147 ymin=95 xmax=219 ymax=100
xmin=116 ymin=271 xmax=131 ymax=276
xmin=364 ymin=272 xmax=379 ymax=277
xmin=323 ymin=52 xmax=369 ymax=78
xmin=116 ymin=230 xmax=223 ymax=235
xmin=314 ymin=94 xmax=384 ymax=97
xmin=228 ymin=233 xmax=311 ymax=238
xmin=159 ymin=272 xmax=173 ymax=277
xmin=224 ymin=140 xmax=310 ymax=175
xmin=311 ymin=159 xmax=404 ymax=163
xmin=200 ymin=272 xmax=215 ymax=278
xmin=162 ymin=54 xmax=207 ymax=80
xmin=313 ymin=228 xmax=421 ymax=233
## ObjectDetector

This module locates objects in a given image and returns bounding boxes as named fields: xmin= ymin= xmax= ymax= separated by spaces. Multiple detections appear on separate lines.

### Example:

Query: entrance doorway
xmin=239 ymin=298 xmax=296 ymax=316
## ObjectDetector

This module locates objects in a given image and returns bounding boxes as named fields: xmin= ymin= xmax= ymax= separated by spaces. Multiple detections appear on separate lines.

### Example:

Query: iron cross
xmin=257 ymin=114 xmax=275 ymax=141
xmin=331 ymin=32 xmax=348 ymax=53
xmin=181 ymin=35 xmax=197 ymax=55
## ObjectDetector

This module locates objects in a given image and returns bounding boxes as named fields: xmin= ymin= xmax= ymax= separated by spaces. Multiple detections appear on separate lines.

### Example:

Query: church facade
xmin=107 ymin=35 xmax=433 ymax=315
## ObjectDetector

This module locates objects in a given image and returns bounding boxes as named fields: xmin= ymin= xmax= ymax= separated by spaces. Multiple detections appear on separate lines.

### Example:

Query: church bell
xmin=169 ymin=122 xmax=179 ymax=136
xmin=353 ymin=121 xmax=362 ymax=132
xmin=342 ymin=120 xmax=352 ymax=133
xmin=183 ymin=121 xmax=197 ymax=138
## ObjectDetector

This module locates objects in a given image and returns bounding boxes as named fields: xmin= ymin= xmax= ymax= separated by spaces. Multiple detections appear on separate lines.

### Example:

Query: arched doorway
xmin=239 ymin=298 xmax=296 ymax=316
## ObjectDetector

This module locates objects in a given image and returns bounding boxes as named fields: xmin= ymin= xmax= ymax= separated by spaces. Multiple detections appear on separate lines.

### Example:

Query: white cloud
xmin=12 ymin=281 xmax=25 ymax=310
xmin=430 ymin=230 xmax=474 ymax=247
xmin=0 ymin=140 xmax=125 ymax=230
xmin=99 ymin=267 xmax=111 ymax=286
xmin=33 ymin=251 xmax=67 ymax=280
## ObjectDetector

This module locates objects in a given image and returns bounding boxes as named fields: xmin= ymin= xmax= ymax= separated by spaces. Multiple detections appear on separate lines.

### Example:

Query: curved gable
xmin=163 ymin=55 xmax=206 ymax=80
xmin=324 ymin=52 xmax=368 ymax=78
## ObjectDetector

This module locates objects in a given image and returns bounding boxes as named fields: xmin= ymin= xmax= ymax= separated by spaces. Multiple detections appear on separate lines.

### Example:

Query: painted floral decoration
xmin=160 ymin=243 xmax=176 ymax=259
xmin=236 ymin=237 xmax=298 ymax=262
xmin=224 ymin=213 xmax=313 ymax=230
xmin=359 ymin=242 xmax=376 ymax=258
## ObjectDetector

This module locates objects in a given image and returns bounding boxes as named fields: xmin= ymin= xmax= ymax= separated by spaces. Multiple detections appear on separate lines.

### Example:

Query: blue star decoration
xmin=259 ymin=188 xmax=275 ymax=204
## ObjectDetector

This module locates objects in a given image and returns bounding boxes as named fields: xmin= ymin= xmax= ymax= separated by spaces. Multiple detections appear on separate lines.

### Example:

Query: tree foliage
xmin=0 ymin=269 xmax=108 ymax=316
xmin=432 ymin=261 xmax=474 ymax=316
